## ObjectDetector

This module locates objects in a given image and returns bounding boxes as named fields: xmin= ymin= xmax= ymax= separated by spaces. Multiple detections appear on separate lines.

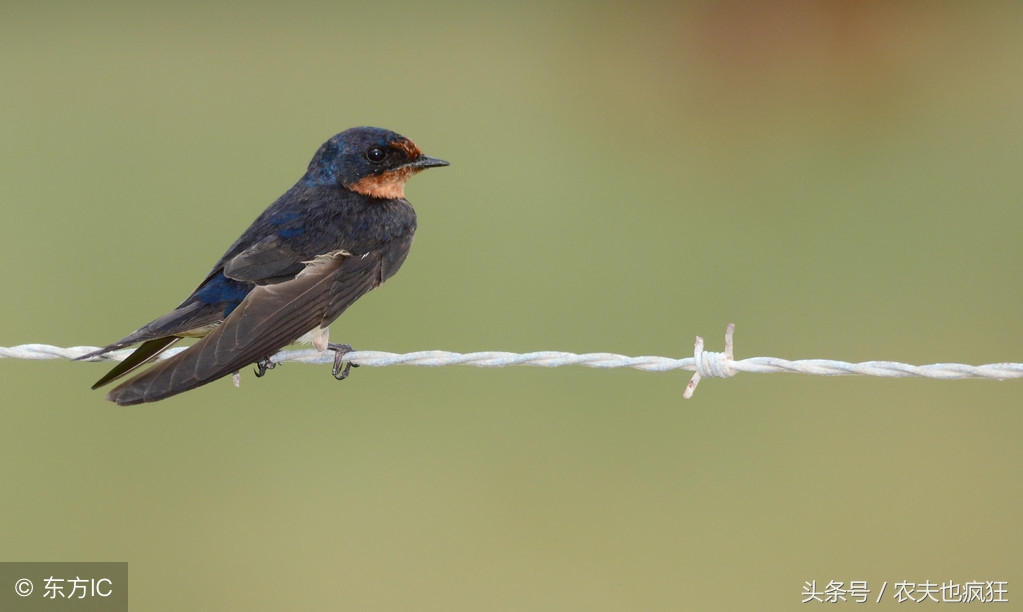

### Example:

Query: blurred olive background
xmin=2 ymin=1 xmax=1021 ymax=609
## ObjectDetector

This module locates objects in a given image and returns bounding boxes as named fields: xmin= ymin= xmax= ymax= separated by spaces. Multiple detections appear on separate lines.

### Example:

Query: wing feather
xmin=105 ymin=249 xmax=388 ymax=405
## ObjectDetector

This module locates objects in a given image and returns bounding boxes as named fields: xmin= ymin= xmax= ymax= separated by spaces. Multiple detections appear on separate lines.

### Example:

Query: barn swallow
xmin=78 ymin=126 xmax=448 ymax=405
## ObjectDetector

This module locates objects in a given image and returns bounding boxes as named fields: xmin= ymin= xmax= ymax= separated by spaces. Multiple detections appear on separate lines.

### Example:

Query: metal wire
xmin=4 ymin=324 xmax=1020 ymax=398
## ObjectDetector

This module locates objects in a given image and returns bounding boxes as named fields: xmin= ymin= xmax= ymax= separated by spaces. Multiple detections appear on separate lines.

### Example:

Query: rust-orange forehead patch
xmin=392 ymin=137 xmax=423 ymax=161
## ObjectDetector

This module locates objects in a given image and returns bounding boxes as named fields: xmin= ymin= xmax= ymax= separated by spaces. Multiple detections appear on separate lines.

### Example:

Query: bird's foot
xmin=327 ymin=343 xmax=360 ymax=381
xmin=254 ymin=356 xmax=278 ymax=378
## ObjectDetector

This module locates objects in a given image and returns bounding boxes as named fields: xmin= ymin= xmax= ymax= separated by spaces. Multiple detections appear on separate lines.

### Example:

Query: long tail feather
xmin=90 ymin=337 xmax=180 ymax=389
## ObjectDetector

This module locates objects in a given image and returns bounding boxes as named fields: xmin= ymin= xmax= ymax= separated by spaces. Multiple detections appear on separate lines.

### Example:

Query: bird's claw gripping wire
xmin=254 ymin=356 xmax=278 ymax=378
xmin=327 ymin=343 xmax=360 ymax=380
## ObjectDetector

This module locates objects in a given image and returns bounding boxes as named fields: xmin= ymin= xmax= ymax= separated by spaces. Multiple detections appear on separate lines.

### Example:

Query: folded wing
xmin=106 ymin=249 xmax=386 ymax=405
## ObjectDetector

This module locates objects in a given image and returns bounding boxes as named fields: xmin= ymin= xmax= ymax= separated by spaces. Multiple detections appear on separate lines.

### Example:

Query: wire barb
xmin=3 ymin=323 xmax=1022 ymax=399
xmin=685 ymin=323 xmax=736 ymax=399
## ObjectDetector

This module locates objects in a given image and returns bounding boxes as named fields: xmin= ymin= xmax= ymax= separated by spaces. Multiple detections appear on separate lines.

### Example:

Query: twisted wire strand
xmin=3 ymin=324 xmax=1020 ymax=398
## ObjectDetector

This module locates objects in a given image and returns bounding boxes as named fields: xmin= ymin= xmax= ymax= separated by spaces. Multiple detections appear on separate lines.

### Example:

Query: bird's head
xmin=304 ymin=126 xmax=449 ymax=199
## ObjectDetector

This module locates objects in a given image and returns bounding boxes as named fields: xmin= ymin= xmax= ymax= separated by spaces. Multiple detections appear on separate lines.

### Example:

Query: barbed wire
xmin=2 ymin=324 xmax=1020 ymax=398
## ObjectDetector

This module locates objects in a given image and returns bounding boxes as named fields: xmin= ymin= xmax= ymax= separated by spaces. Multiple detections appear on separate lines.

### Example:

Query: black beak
xmin=409 ymin=155 xmax=450 ymax=169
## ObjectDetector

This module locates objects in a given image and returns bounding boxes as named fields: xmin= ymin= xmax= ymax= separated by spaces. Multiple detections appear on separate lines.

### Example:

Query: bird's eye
xmin=366 ymin=147 xmax=387 ymax=163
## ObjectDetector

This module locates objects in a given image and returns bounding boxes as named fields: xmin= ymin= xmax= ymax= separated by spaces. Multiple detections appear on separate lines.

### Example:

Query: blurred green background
xmin=2 ymin=1 xmax=1021 ymax=609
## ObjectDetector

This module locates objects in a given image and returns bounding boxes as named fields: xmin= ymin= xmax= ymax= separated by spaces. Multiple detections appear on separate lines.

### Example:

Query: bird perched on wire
xmin=78 ymin=126 xmax=448 ymax=405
